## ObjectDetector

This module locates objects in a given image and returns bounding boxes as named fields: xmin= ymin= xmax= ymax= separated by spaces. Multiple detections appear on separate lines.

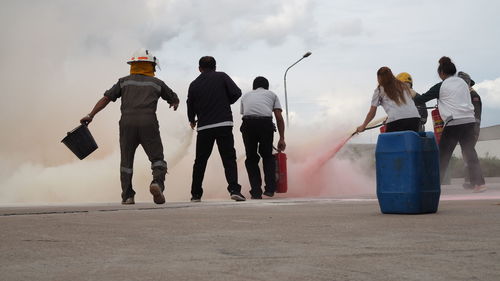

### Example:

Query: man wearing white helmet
xmin=80 ymin=48 xmax=180 ymax=205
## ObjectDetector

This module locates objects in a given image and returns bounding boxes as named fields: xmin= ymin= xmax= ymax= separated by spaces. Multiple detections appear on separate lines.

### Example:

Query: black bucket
xmin=61 ymin=124 xmax=98 ymax=160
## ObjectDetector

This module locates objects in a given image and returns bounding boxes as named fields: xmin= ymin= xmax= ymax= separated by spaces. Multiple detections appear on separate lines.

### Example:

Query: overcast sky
xmin=1 ymin=0 xmax=500 ymax=164
xmin=2 ymin=0 xmax=500 ymax=203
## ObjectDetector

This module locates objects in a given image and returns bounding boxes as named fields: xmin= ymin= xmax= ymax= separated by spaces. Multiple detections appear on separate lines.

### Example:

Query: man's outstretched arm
xmin=80 ymin=96 xmax=111 ymax=124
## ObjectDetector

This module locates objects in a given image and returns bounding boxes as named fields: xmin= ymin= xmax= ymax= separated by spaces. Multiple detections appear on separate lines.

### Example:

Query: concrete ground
xmin=1 ymin=179 xmax=500 ymax=281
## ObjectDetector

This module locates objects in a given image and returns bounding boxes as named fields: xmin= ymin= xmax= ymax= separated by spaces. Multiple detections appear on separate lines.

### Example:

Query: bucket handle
xmin=67 ymin=123 xmax=89 ymax=136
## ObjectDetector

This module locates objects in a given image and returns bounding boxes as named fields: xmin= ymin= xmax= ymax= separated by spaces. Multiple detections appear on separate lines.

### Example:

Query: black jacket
xmin=413 ymin=92 xmax=428 ymax=124
xmin=471 ymin=89 xmax=482 ymax=122
xmin=187 ymin=71 xmax=241 ymax=129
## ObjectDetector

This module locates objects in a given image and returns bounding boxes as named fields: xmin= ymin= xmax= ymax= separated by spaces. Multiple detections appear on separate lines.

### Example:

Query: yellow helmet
xmin=396 ymin=72 xmax=413 ymax=86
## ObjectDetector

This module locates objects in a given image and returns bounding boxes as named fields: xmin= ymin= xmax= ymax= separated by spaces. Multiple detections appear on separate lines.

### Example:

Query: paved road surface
xmin=1 ymin=179 xmax=499 ymax=281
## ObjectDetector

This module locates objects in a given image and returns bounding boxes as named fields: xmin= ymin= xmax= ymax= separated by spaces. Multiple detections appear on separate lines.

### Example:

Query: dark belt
xmin=242 ymin=115 xmax=272 ymax=120
xmin=121 ymin=110 xmax=156 ymax=115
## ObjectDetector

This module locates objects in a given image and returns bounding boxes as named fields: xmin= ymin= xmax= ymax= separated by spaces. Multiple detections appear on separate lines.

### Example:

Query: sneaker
xmin=190 ymin=197 xmax=201 ymax=203
xmin=150 ymin=182 xmax=166 ymax=204
xmin=472 ymin=185 xmax=487 ymax=193
xmin=263 ymin=191 xmax=275 ymax=197
xmin=251 ymin=195 xmax=262 ymax=200
xmin=121 ymin=197 xmax=135 ymax=205
xmin=462 ymin=182 xmax=473 ymax=190
xmin=230 ymin=192 xmax=246 ymax=201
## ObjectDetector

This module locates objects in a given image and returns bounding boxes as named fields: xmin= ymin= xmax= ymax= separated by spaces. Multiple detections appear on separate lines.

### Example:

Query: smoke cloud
xmin=0 ymin=0 xmax=372 ymax=204
xmin=0 ymin=122 xmax=375 ymax=204
xmin=475 ymin=78 xmax=500 ymax=107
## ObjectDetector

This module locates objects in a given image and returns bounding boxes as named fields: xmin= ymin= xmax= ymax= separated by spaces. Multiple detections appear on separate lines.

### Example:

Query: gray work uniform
xmin=104 ymin=74 xmax=179 ymax=200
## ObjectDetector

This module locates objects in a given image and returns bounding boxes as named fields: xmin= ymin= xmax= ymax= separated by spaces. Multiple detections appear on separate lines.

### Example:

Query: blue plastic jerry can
xmin=375 ymin=131 xmax=440 ymax=214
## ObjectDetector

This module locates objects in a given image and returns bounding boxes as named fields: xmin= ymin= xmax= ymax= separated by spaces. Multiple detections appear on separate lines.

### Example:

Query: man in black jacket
xmin=187 ymin=56 xmax=245 ymax=202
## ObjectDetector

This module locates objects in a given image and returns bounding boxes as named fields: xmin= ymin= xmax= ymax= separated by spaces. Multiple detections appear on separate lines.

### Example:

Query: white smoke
xmin=0 ymin=0 xmax=375 ymax=204
xmin=0 ymin=117 xmax=375 ymax=204
xmin=475 ymin=77 xmax=500 ymax=107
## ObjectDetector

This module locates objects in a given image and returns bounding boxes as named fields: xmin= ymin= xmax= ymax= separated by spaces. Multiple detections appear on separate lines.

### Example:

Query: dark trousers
xmin=462 ymin=122 xmax=481 ymax=183
xmin=386 ymin=117 xmax=420 ymax=133
xmin=440 ymin=123 xmax=485 ymax=186
xmin=191 ymin=126 xmax=241 ymax=198
xmin=119 ymin=116 xmax=167 ymax=201
xmin=240 ymin=119 xmax=276 ymax=197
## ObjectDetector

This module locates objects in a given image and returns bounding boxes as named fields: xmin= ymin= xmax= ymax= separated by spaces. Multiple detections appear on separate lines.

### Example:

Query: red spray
xmin=285 ymin=133 xmax=356 ymax=198
xmin=302 ymin=133 xmax=353 ymax=177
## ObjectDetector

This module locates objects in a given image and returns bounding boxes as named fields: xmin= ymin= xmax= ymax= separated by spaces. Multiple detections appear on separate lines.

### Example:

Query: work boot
xmin=121 ymin=197 xmax=135 ymax=205
xmin=150 ymin=181 xmax=166 ymax=204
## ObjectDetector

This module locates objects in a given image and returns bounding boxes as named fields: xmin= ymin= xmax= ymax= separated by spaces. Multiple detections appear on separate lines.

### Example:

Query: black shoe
xmin=230 ymin=192 xmax=246 ymax=201
xmin=462 ymin=182 xmax=473 ymax=190
xmin=263 ymin=191 xmax=275 ymax=197
xmin=191 ymin=197 xmax=201 ymax=202
xmin=121 ymin=197 xmax=135 ymax=205
xmin=251 ymin=195 xmax=262 ymax=199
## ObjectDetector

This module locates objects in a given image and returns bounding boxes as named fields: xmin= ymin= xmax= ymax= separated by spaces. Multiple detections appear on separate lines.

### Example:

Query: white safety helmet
xmin=127 ymin=48 xmax=161 ymax=70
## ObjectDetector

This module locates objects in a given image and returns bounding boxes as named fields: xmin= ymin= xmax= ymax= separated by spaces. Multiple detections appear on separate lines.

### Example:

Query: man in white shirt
xmin=240 ymin=76 xmax=286 ymax=199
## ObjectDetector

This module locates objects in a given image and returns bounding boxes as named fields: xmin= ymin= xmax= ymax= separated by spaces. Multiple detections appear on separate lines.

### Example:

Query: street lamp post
xmin=283 ymin=51 xmax=312 ymax=127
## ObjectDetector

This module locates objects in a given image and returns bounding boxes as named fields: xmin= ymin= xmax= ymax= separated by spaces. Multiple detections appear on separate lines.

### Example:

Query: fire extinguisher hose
xmin=351 ymin=116 xmax=388 ymax=136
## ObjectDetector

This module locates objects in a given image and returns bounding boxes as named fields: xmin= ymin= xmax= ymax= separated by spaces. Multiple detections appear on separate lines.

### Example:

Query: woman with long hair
xmin=357 ymin=66 xmax=421 ymax=133
xmin=415 ymin=57 xmax=486 ymax=193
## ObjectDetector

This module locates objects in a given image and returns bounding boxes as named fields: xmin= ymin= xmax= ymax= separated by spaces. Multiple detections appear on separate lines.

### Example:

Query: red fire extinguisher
xmin=274 ymin=151 xmax=288 ymax=193
xmin=378 ymin=117 xmax=388 ymax=133
xmin=432 ymin=108 xmax=444 ymax=144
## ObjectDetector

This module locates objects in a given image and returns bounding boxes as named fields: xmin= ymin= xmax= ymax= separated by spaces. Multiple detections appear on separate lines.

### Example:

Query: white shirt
xmin=371 ymin=86 xmax=420 ymax=123
xmin=240 ymin=88 xmax=282 ymax=117
xmin=438 ymin=76 xmax=475 ymax=124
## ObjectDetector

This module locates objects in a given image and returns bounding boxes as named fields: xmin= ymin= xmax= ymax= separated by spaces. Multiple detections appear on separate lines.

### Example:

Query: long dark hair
xmin=377 ymin=67 xmax=409 ymax=105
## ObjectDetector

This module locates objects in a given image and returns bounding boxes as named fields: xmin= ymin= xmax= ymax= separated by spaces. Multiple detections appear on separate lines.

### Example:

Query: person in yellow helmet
xmin=80 ymin=48 xmax=180 ymax=205
xmin=396 ymin=72 xmax=428 ymax=132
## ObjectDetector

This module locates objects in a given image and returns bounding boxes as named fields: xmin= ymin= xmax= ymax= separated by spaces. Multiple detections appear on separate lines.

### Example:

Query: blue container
xmin=375 ymin=131 xmax=440 ymax=214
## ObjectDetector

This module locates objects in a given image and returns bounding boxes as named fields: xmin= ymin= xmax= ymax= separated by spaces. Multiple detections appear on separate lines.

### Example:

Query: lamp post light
xmin=283 ymin=51 xmax=312 ymax=127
